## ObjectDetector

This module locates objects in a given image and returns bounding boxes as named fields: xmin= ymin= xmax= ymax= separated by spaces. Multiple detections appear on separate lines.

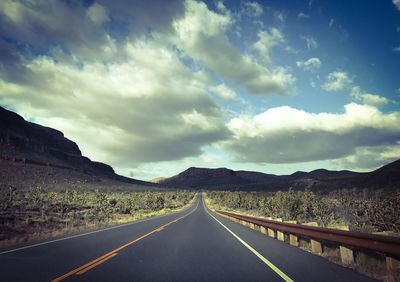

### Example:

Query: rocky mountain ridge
xmin=159 ymin=160 xmax=400 ymax=191
xmin=0 ymin=106 xmax=153 ymax=189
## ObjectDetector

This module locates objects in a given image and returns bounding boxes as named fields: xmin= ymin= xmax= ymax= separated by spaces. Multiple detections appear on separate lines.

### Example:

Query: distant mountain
xmin=0 ymin=106 xmax=155 ymax=190
xmin=159 ymin=160 xmax=400 ymax=191
xmin=160 ymin=167 xmax=251 ymax=188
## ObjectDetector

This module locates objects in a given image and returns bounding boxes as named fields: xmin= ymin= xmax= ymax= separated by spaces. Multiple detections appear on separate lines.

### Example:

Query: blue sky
xmin=0 ymin=0 xmax=400 ymax=180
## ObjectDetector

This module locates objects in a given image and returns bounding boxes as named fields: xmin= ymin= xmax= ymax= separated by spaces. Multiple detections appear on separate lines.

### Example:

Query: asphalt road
xmin=0 ymin=193 xmax=374 ymax=282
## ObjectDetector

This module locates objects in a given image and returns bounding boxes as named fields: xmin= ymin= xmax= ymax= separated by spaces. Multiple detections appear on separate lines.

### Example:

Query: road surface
xmin=0 ymin=193 xmax=374 ymax=281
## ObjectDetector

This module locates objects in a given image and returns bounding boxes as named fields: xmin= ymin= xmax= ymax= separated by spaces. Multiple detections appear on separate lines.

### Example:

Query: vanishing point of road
xmin=0 ymin=193 xmax=374 ymax=282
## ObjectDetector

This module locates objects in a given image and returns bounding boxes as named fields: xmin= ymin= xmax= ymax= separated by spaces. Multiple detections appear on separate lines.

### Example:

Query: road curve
xmin=0 ymin=193 xmax=374 ymax=282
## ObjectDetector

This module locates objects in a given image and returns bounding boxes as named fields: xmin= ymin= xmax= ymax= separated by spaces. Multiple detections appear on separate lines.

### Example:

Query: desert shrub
xmin=207 ymin=189 xmax=400 ymax=233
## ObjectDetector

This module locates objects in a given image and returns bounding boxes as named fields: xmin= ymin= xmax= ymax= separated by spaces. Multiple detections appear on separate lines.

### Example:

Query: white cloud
xmin=224 ymin=103 xmax=400 ymax=163
xmin=298 ymin=12 xmax=309 ymax=19
xmin=252 ymin=28 xmax=284 ymax=65
xmin=296 ymin=57 xmax=321 ymax=71
xmin=335 ymin=144 xmax=400 ymax=170
xmin=393 ymin=0 xmax=400 ymax=10
xmin=173 ymin=0 xmax=294 ymax=95
xmin=393 ymin=46 xmax=400 ymax=52
xmin=0 ymin=37 xmax=230 ymax=168
xmin=322 ymin=71 xmax=352 ymax=92
xmin=301 ymin=35 xmax=318 ymax=50
xmin=210 ymin=84 xmax=237 ymax=100
xmin=242 ymin=2 xmax=263 ymax=17
xmin=87 ymin=2 xmax=109 ymax=25
xmin=351 ymin=86 xmax=389 ymax=107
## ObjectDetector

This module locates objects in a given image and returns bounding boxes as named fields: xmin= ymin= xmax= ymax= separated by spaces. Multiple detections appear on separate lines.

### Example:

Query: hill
xmin=159 ymin=160 xmax=400 ymax=191
xmin=0 ymin=106 xmax=156 ymax=191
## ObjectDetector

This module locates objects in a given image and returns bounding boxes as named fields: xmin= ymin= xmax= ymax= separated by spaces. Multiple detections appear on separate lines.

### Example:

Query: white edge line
xmin=202 ymin=194 xmax=294 ymax=282
xmin=0 ymin=193 xmax=199 ymax=255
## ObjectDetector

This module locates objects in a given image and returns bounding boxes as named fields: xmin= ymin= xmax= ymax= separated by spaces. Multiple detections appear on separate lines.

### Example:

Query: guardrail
xmin=216 ymin=210 xmax=400 ymax=274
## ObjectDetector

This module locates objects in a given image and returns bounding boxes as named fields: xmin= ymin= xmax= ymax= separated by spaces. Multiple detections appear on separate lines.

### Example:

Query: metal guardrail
xmin=217 ymin=210 xmax=400 ymax=258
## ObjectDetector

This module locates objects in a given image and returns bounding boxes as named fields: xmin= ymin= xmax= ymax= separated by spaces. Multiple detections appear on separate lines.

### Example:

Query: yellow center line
xmin=50 ymin=200 xmax=199 ymax=282
xmin=202 ymin=196 xmax=294 ymax=282
xmin=76 ymin=253 xmax=118 ymax=275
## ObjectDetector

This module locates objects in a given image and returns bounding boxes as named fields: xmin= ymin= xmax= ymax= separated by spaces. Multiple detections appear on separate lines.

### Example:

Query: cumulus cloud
xmin=0 ymin=0 xmax=109 ymax=56
xmin=173 ymin=0 xmax=294 ymax=95
xmin=296 ymin=57 xmax=321 ymax=71
xmin=210 ymin=84 xmax=237 ymax=100
xmin=351 ymin=86 xmax=389 ymax=107
xmin=0 ymin=38 xmax=231 ymax=167
xmin=322 ymin=71 xmax=352 ymax=92
xmin=252 ymin=28 xmax=284 ymax=65
xmin=301 ymin=35 xmax=318 ymax=50
xmin=335 ymin=144 xmax=400 ymax=170
xmin=224 ymin=103 xmax=400 ymax=164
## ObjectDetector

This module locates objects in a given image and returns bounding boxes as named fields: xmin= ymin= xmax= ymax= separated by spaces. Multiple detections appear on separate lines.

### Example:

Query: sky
xmin=1 ymin=0 xmax=400 ymax=181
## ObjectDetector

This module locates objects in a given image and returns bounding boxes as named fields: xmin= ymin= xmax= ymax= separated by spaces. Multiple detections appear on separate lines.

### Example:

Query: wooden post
xmin=328 ymin=225 xmax=353 ymax=264
xmin=267 ymin=228 xmax=275 ymax=238
xmin=289 ymin=234 xmax=299 ymax=246
xmin=339 ymin=246 xmax=354 ymax=265
xmin=303 ymin=222 xmax=322 ymax=254
xmin=311 ymin=239 xmax=322 ymax=254
xmin=277 ymin=230 xmax=284 ymax=241
xmin=283 ymin=221 xmax=297 ymax=246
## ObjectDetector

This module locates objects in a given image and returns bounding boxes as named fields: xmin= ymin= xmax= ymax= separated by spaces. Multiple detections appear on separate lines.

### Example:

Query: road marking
xmin=203 ymin=197 xmax=294 ymax=282
xmin=0 ymin=195 xmax=198 ymax=256
xmin=76 ymin=253 xmax=118 ymax=275
xmin=50 ymin=200 xmax=199 ymax=282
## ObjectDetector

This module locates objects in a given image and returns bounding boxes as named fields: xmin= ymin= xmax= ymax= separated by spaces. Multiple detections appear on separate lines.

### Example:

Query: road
xmin=0 ymin=193 xmax=374 ymax=282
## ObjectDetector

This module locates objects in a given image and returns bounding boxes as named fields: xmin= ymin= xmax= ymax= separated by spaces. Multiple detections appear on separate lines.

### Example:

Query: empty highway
xmin=0 ymin=193 xmax=373 ymax=282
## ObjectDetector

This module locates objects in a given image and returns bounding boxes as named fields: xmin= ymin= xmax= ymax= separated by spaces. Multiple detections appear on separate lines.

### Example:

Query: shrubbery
xmin=207 ymin=189 xmax=400 ymax=233
xmin=0 ymin=187 xmax=195 ymax=244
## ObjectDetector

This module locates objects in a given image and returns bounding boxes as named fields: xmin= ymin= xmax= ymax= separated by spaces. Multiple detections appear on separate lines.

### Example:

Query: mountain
xmin=0 ymin=106 xmax=155 ymax=191
xmin=158 ymin=160 xmax=400 ymax=191
xmin=160 ymin=167 xmax=251 ymax=189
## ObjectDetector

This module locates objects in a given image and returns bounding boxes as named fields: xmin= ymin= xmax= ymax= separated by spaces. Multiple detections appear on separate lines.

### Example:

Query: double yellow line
xmin=51 ymin=201 xmax=198 ymax=282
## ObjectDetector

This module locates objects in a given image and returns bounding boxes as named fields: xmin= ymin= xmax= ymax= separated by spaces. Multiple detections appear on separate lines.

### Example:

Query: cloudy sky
xmin=1 ymin=0 xmax=400 ymax=180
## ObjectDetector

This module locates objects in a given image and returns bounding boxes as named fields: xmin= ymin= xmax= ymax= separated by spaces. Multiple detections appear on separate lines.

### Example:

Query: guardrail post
xmin=386 ymin=256 xmax=400 ymax=274
xmin=339 ymin=246 xmax=354 ymax=265
xmin=303 ymin=222 xmax=322 ymax=254
xmin=311 ymin=239 xmax=322 ymax=254
xmin=285 ymin=221 xmax=298 ymax=246
xmin=260 ymin=226 xmax=267 ymax=235
xmin=327 ymin=225 xmax=354 ymax=265
xmin=277 ymin=230 xmax=284 ymax=241
xmin=249 ymin=222 xmax=255 ymax=229
xmin=267 ymin=228 xmax=275 ymax=238
xmin=254 ymin=224 xmax=261 ymax=232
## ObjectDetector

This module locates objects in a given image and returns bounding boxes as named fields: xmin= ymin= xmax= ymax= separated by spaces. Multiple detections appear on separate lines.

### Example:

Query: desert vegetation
xmin=206 ymin=189 xmax=400 ymax=234
xmin=0 ymin=187 xmax=195 ymax=247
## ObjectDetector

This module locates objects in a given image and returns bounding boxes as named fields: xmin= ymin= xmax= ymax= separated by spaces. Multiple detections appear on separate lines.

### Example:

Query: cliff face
xmin=0 ymin=106 xmax=114 ymax=177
